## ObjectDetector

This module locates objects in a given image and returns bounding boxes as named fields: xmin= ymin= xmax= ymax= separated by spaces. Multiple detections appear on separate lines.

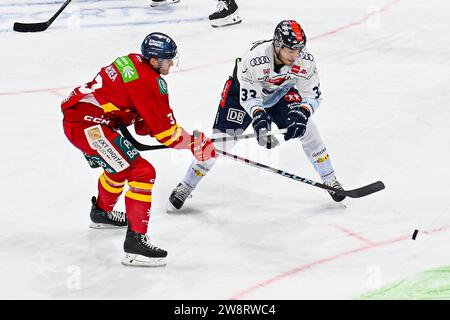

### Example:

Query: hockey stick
xmin=120 ymin=125 xmax=384 ymax=198
xmin=216 ymin=148 xmax=385 ymax=199
xmin=13 ymin=0 xmax=72 ymax=32
xmin=118 ymin=124 xmax=286 ymax=151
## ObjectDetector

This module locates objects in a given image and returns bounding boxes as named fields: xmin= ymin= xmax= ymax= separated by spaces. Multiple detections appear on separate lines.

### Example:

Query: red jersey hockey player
xmin=61 ymin=32 xmax=215 ymax=267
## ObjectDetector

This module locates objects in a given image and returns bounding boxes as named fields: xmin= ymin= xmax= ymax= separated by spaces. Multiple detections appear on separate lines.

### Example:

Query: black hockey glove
xmin=284 ymin=106 xmax=311 ymax=141
xmin=252 ymin=109 xmax=279 ymax=149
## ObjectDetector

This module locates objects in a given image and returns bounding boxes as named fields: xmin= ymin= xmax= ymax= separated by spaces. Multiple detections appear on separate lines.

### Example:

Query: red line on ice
xmin=229 ymin=224 xmax=450 ymax=300
xmin=333 ymin=224 xmax=375 ymax=245
xmin=0 ymin=0 xmax=402 ymax=98
xmin=310 ymin=0 xmax=402 ymax=41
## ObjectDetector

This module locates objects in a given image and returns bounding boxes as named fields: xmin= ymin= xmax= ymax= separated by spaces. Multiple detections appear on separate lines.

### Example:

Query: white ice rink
xmin=0 ymin=0 xmax=449 ymax=299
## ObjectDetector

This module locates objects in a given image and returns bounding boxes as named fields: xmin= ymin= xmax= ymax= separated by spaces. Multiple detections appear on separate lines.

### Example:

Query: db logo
xmin=227 ymin=108 xmax=246 ymax=125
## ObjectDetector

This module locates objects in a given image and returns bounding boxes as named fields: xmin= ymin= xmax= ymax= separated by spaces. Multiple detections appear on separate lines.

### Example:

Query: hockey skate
xmin=167 ymin=182 xmax=193 ymax=212
xmin=323 ymin=177 xmax=346 ymax=202
xmin=209 ymin=0 xmax=242 ymax=28
xmin=122 ymin=228 xmax=167 ymax=267
xmin=150 ymin=0 xmax=180 ymax=7
xmin=89 ymin=196 xmax=128 ymax=229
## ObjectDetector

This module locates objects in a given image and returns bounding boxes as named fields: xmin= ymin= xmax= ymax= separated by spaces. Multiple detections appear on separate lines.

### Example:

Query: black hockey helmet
xmin=141 ymin=32 xmax=178 ymax=60
xmin=273 ymin=20 xmax=307 ymax=51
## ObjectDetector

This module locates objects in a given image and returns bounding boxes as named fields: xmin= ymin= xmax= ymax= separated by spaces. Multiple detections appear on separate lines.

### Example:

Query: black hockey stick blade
xmin=13 ymin=0 xmax=72 ymax=33
xmin=339 ymin=181 xmax=385 ymax=198
xmin=216 ymin=148 xmax=385 ymax=199
xmin=13 ymin=22 xmax=50 ymax=33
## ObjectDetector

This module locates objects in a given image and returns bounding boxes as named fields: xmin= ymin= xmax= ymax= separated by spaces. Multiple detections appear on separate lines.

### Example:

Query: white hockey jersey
xmin=237 ymin=40 xmax=322 ymax=117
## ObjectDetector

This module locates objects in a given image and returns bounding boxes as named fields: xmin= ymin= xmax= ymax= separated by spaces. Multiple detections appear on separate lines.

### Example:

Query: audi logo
xmin=250 ymin=56 xmax=270 ymax=67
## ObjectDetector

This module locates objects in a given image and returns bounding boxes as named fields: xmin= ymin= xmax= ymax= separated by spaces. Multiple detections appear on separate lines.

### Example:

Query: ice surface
xmin=0 ymin=0 xmax=449 ymax=299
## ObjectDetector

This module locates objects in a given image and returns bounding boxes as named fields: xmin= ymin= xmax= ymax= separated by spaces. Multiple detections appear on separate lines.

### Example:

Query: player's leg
xmin=119 ymin=157 xmax=167 ymax=267
xmin=267 ymin=89 xmax=346 ymax=202
xmin=64 ymin=119 xmax=167 ymax=266
xmin=168 ymin=75 xmax=252 ymax=211
xmin=63 ymin=120 xmax=128 ymax=228
xmin=90 ymin=170 xmax=127 ymax=229
xmin=299 ymin=120 xmax=345 ymax=202
xmin=82 ymin=124 xmax=142 ymax=229
xmin=84 ymin=125 xmax=167 ymax=266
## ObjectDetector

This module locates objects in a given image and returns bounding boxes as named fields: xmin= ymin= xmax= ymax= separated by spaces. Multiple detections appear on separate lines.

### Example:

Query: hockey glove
xmin=284 ymin=106 xmax=310 ymax=141
xmin=251 ymin=109 xmax=279 ymax=149
xmin=191 ymin=130 xmax=216 ymax=162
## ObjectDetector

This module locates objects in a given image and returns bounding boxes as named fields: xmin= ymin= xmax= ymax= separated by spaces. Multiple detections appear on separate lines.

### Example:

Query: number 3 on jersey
xmin=241 ymin=88 xmax=257 ymax=101
xmin=79 ymin=74 xmax=103 ymax=94
xmin=313 ymin=83 xmax=321 ymax=99
xmin=167 ymin=112 xmax=175 ymax=125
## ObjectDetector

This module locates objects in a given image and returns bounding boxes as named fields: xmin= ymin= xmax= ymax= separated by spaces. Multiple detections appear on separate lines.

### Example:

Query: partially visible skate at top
xmin=209 ymin=0 xmax=242 ymax=28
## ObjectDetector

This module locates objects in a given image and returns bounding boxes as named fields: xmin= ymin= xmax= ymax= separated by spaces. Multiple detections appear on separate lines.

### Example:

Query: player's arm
xmin=238 ymin=59 xmax=265 ymax=117
xmin=129 ymin=77 xmax=215 ymax=161
xmin=281 ymin=59 xmax=322 ymax=141
xmin=238 ymin=59 xmax=278 ymax=148
xmin=295 ymin=59 xmax=322 ymax=115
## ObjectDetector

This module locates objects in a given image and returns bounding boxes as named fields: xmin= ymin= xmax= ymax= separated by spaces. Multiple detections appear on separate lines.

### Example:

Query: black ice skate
xmin=89 ymin=196 xmax=127 ymax=229
xmin=150 ymin=0 xmax=180 ymax=7
xmin=167 ymin=182 xmax=193 ymax=211
xmin=323 ymin=178 xmax=346 ymax=202
xmin=122 ymin=228 xmax=167 ymax=267
xmin=209 ymin=0 xmax=242 ymax=28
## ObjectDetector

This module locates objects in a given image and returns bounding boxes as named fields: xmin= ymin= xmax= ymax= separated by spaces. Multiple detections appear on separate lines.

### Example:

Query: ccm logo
xmin=227 ymin=108 xmax=246 ymax=125
xmin=84 ymin=115 xmax=111 ymax=125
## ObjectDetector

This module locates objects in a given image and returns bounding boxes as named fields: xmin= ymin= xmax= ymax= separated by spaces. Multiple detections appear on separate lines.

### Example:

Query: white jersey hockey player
xmin=168 ymin=20 xmax=345 ymax=210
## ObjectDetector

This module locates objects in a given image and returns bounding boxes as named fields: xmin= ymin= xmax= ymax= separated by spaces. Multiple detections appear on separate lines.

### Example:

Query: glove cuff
xmin=251 ymin=107 xmax=265 ymax=118
xmin=299 ymin=104 xmax=312 ymax=117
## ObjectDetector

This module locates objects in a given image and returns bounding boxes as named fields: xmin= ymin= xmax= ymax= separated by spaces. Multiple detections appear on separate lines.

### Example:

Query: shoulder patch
xmin=157 ymin=78 xmax=168 ymax=94
xmin=114 ymin=56 xmax=139 ymax=83
xmin=300 ymin=52 xmax=314 ymax=62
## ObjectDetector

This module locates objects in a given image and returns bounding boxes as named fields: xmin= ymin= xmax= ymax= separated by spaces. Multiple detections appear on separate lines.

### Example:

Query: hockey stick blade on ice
xmin=216 ymin=149 xmax=385 ymax=199
xmin=13 ymin=0 xmax=72 ymax=32
xmin=118 ymin=124 xmax=286 ymax=151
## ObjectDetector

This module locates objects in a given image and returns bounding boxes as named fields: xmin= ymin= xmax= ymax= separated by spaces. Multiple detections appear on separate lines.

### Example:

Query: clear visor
xmin=159 ymin=52 xmax=179 ymax=68
xmin=282 ymin=43 xmax=304 ymax=52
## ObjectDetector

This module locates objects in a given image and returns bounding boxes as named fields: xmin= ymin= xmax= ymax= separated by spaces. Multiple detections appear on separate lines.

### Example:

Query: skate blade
xmin=89 ymin=223 xmax=127 ymax=229
xmin=166 ymin=201 xmax=180 ymax=213
xmin=121 ymin=254 xmax=167 ymax=267
xmin=151 ymin=0 xmax=179 ymax=7
xmin=211 ymin=12 xmax=242 ymax=28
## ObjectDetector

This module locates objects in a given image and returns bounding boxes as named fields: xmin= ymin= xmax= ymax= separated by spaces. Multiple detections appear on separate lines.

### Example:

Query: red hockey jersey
xmin=61 ymin=54 xmax=191 ymax=149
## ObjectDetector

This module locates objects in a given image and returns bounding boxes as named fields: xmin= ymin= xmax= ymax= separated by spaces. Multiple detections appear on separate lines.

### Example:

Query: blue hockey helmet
xmin=141 ymin=32 xmax=178 ymax=60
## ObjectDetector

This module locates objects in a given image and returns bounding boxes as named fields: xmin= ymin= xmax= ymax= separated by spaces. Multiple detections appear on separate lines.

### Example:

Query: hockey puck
xmin=412 ymin=229 xmax=419 ymax=240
